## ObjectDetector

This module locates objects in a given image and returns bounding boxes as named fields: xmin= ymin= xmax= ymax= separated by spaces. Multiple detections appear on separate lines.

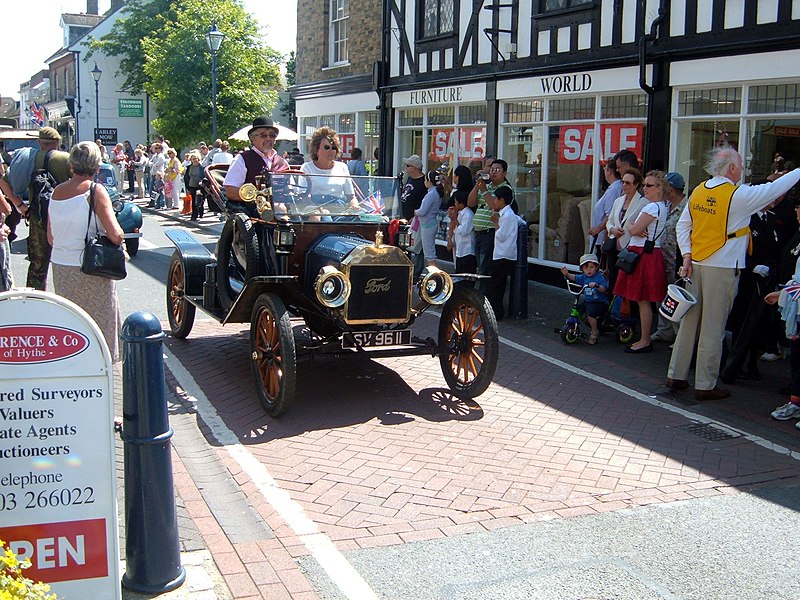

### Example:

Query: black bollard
xmin=508 ymin=221 xmax=529 ymax=320
xmin=120 ymin=312 xmax=185 ymax=593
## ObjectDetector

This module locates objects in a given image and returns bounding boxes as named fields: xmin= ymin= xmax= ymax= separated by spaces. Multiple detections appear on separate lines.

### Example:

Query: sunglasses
xmin=322 ymin=144 xmax=339 ymax=151
xmin=643 ymin=183 xmax=658 ymax=188
xmin=621 ymin=180 xmax=636 ymax=185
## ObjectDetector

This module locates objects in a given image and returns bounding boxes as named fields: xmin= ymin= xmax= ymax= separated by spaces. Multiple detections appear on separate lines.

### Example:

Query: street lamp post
xmin=205 ymin=23 xmax=225 ymax=141
xmin=90 ymin=63 xmax=102 ymax=136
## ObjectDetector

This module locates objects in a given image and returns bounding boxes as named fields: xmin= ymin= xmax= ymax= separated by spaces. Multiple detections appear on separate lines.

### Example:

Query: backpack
xmin=28 ymin=150 xmax=58 ymax=227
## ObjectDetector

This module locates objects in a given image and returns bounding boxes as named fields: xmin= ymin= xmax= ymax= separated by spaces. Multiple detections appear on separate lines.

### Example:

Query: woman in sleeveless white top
xmin=48 ymin=142 xmax=124 ymax=361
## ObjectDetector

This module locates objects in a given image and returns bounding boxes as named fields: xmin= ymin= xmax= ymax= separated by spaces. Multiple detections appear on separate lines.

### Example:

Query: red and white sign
xmin=339 ymin=133 xmax=356 ymax=158
xmin=431 ymin=127 xmax=486 ymax=162
xmin=0 ymin=291 xmax=120 ymax=598
xmin=2 ymin=520 xmax=108 ymax=583
xmin=558 ymin=124 xmax=643 ymax=164
xmin=0 ymin=325 xmax=89 ymax=364
xmin=775 ymin=126 xmax=800 ymax=137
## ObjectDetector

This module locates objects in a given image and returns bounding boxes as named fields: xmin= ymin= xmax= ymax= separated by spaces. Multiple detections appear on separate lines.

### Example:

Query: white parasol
xmin=228 ymin=123 xmax=298 ymax=142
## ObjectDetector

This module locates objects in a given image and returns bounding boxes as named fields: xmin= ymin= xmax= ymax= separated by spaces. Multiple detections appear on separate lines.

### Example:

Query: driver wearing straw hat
xmin=666 ymin=146 xmax=800 ymax=401
xmin=223 ymin=115 xmax=290 ymax=201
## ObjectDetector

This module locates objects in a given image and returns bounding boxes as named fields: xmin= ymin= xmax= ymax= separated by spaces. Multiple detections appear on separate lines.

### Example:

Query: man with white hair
xmin=667 ymin=146 xmax=800 ymax=400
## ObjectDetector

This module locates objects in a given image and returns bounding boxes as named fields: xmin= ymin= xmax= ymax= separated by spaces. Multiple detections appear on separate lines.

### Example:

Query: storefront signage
xmin=410 ymin=87 xmax=462 ymax=106
xmin=775 ymin=126 xmax=800 ymax=137
xmin=118 ymin=99 xmax=143 ymax=118
xmin=0 ymin=291 xmax=120 ymax=599
xmin=540 ymin=73 xmax=592 ymax=95
xmin=559 ymin=124 xmax=643 ymax=164
xmin=431 ymin=127 xmax=485 ymax=161
xmin=394 ymin=83 xmax=485 ymax=108
xmin=94 ymin=128 xmax=118 ymax=145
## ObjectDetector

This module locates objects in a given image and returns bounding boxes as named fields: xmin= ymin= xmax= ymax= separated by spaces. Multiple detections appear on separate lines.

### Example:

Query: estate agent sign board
xmin=0 ymin=290 xmax=121 ymax=599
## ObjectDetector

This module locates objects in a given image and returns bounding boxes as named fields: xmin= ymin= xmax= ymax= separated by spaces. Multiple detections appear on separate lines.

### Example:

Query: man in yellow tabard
xmin=667 ymin=146 xmax=800 ymax=400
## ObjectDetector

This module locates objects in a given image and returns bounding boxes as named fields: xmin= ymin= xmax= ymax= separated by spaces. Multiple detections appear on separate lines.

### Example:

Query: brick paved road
xmin=161 ymin=305 xmax=800 ymax=599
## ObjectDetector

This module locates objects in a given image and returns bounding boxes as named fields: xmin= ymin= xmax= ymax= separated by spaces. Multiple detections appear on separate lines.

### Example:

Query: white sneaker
xmin=771 ymin=402 xmax=800 ymax=420
xmin=796 ymin=421 xmax=800 ymax=431
xmin=760 ymin=352 xmax=782 ymax=362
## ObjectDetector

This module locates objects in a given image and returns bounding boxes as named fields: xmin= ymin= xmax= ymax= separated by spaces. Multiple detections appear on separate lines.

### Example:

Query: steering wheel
xmin=284 ymin=174 xmax=312 ymax=201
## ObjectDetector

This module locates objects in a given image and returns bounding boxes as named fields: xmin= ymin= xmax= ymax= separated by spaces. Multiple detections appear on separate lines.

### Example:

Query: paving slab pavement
xmin=115 ymin=203 xmax=800 ymax=598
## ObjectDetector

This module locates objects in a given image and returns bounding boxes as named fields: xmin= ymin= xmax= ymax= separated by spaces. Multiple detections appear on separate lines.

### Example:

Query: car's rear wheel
xmin=125 ymin=238 xmax=139 ymax=257
xmin=166 ymin=253 xmax=195 ymax=339
xmin=250 ymin=293 xmax=296 ymax=416
xmin=217 ymin=213 xmax=263 ymax=311
xmin=438 ymin=288 xmax=499 ymax=398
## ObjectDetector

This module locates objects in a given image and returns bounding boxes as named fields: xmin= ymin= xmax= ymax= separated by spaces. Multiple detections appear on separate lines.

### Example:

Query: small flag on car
xmin=360 ymin=190 xmax=384 ymax=214
xmin=785 ymin=282 xmax=800 ymax=301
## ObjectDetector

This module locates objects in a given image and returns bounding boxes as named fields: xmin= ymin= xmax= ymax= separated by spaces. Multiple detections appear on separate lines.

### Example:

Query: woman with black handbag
xmin=605 ymin=168 xmax=647 ymax=294
xmin=48 ymin=141 xmax=125 ymax=361
xmin=613 ymin=170 xmax=670 ymax=353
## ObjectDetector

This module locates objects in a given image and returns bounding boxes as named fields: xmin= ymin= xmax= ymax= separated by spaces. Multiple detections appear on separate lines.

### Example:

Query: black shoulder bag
xmin=81 ymin=183 xmax=127 ymax=280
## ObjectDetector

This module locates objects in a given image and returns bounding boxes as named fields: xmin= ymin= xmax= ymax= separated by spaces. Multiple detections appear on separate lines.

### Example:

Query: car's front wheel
xmin=438 ymin=288 xmax=499 ymax=399
xmin=166 ymin=252 xmax=196 ymax=339
xmin=250 ymin=293 xmax=297 ymax=416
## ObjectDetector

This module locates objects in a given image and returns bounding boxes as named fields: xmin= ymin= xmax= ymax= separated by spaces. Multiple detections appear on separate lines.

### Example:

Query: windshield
xmin=95 ymin=165 xmax=117 ymax=187
xmin=268 ymin=173 xmax=402 ymax=223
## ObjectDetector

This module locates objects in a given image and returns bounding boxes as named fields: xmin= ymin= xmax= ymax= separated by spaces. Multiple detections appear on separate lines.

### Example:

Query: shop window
xmin=678 ymin=88 xmax=741 ymax=116
xmin=674 ymin=120 xmax=740 ymax=190
xmin=459 ymin=105 xmax=487 ymax=124
xmin=428 ymin=106 xmax=455 ymax=125
xmin=504 ymin=101 xmax=544 ymax=124
xmin=338 ymin=113 xmax=355 ymax=133
xmin=549 ymin=97 xmax=595 ymax=121
xmin=749 ymin=119 xmax=800 ymax=181
xmin=422 ymin=0 xmax=454 ymax=38
xmin=748 ymin=84 xmax=800 ymax=114
xmin=601 ymin=94 xmax=647 ymax=119
xmin=398 ymin=108 xmax=423 ymax=127
xmin=320 ymin=115 xmax=336 ymax=129
xmin=329 ymin=0 xmax=349 ymax=65
xmin=364 ymin=111 xmax=380 ymax=172
xmin=537 ymin=0 xmax=592 ymax=15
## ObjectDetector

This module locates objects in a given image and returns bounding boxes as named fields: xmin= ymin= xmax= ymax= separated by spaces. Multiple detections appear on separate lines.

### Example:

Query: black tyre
xmin=217 ymin=213 xmax=263 ymax=311
xmin=125 ymin=238 xmax=139 ymax=257
xmin=560 ymin=324 xmax=580 ymax=345
xmin=616 ymin=324 xmax=634 ymax=344
xmin=438 ymin=288 xmax=499 ymax=399
xmin=166 ymin=253 xmax=196 ymax=339
xmin=250 ymin=293 xmax=297 ymax=416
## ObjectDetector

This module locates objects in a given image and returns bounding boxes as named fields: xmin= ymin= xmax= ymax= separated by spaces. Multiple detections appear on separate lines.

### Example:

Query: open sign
xmin=558 ymin=124 xmax=643 ymax=164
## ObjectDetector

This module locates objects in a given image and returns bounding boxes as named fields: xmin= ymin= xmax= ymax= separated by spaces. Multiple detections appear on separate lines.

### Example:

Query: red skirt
xmin=613 ymin=246 xmax=667 ymax=303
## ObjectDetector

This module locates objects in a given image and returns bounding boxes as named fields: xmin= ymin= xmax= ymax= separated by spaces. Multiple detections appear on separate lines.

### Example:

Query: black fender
xmin=165 ymin=229 xmax=215 ymax=297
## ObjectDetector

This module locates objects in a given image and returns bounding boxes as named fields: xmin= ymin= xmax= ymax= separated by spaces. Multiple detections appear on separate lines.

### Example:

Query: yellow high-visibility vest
xmin=689 ymin=181 xmax=750 ymax=261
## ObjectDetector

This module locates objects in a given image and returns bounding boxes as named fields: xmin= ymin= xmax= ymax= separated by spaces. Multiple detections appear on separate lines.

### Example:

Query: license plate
xmin=342 ymin=329 xmax=411 ymax=349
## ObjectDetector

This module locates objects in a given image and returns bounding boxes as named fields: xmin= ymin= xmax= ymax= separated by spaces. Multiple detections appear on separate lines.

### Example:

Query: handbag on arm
xmin=80 ymin=183 xmax=127 ymax=280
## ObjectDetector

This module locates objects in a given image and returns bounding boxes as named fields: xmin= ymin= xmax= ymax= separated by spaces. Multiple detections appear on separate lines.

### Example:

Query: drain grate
xmin=678 ymin=422 xmax=740 ymax=441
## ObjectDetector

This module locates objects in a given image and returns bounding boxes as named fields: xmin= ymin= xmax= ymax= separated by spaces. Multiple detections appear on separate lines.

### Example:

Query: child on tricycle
xmin=560 ymin=253 xmax=609 ymax=345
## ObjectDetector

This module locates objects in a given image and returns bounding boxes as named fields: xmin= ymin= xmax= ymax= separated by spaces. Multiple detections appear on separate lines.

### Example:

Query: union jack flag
xmin=785 ymin=282 xmax=800 ymax=301
xmin=359 ymin=190 xmax=384 ymax=214
xmin=30 ymin=102 xmax=46 ymax=128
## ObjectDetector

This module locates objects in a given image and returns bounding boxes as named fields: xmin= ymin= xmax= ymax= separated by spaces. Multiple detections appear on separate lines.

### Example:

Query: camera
xmin=480 ymin=173 xmax=491 ymax=182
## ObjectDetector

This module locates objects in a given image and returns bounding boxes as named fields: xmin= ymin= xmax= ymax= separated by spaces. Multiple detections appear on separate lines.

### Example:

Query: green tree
xmin=89 ymin=0 xmax=283 ymax=148
xmin=278 ymin=51 xmax=297 ymax=129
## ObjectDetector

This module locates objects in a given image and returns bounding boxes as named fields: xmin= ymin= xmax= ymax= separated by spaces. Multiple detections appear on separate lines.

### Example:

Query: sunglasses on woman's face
xmin=322 ymin=144 xmax=338 ymax=151
xmin=622 ymin=180 xmax=635 ymax=185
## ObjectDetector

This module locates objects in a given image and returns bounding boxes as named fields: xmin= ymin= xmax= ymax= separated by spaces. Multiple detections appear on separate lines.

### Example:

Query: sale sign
xmin=558 ymin=124 xmax=643 ymax=164
xmin=431 ymin=127 xmax=485 ymax=162
xmin=338 ymin=133 xmax=355 ymax=158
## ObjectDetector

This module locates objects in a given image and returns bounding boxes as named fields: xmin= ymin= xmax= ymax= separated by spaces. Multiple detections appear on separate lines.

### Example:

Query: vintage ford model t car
xmin=164 ymin=166 xmax=498 ymax=416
